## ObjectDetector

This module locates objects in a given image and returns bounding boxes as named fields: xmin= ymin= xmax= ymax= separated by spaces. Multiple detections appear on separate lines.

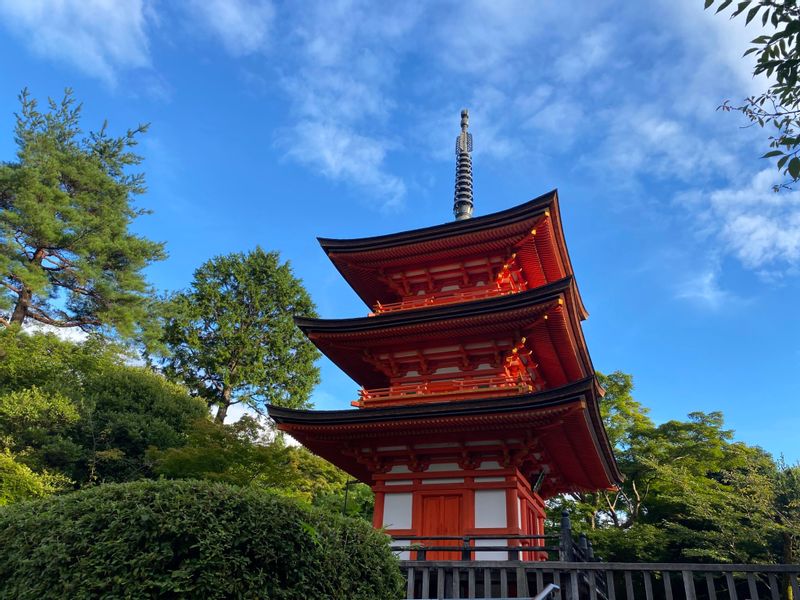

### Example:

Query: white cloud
xmin=596 ymin=107 xmax=739 ymax=184
xmin=431 ymin=0 xmax=548 ymax=80
xmin=710 ymin=170 xmax=800 ymax=269
xmin=555 ymin=26 xmax=615 ymax=85
xmin=0 ymin=0 xmax=151 ymax=84
xmin=675 ymin=267 xmax=735 ymax=310
xmin=677 ymin=169 xmax=800 ymax=276
xmin=664 ymin=0 xmax=770 ymax=99
xmin=281 ymin=121 xmax=405 ymax=212
xmin=277 ymin=0 xmax=418 ymax=211
xmin=187 ymin=0 xmax=274 ymax=56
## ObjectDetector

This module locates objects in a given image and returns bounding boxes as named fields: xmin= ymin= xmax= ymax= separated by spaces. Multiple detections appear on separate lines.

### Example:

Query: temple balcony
xmin=353 ymin=375 xmax=537 ymax=408
xmin=370 ymin=256 xmax=528 ymax=315
xmin=371 ymin=282 xmax=522 ymax=315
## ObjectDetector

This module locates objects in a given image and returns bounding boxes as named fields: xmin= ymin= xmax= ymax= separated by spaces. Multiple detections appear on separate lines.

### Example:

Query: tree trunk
xmin=215 ymin=387 xmax=232 ymax=424
xmin=783 ymin=531 xmax=794 ymax=600
xmin=10 ymin=249 xmax=46 ymax=325
xmin=10 ymin=286 xmax=31 ymax=325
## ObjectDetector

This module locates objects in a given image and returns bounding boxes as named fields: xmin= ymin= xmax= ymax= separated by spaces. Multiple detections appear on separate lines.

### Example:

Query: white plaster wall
xmin=383 ymin=492 xmax=413 ymax=529
xmin=477 ymin=460 xmax=502 ymax=470
xmin=474 ymin=489 xmax=507 ymax=529
xmin=474 ymin=538 xmax=508 ymax=560
xmin=421 ymin=478 xmax=464 ymax=484
xmin=426 ymin=462 xmax=461 ymax=472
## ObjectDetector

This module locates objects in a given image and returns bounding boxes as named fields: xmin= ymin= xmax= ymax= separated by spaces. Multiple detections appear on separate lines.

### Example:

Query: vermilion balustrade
xmin=353 ymin=376 xmax=535 ymax=407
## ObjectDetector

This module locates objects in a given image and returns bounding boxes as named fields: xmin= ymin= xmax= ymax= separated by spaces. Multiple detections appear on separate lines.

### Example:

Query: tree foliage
xmin=0 ymin=480 xmax=404 ymax=600
xmin=149 ymin=415 xmax=374 ymax=519
xmin=707 ymin=0 xmax=800 ymax=188
xmin=0 ymin=450 xmax=69 ymax=506
xmin=552 ymin=370 xmax=800 ymax=565
xmin=0 ymin=89 xmax=165 ymax=336
xmin=159 ymin=247 xmax=320 ymax=423
xmin=0 ymin=328 xmax=206 ymax=488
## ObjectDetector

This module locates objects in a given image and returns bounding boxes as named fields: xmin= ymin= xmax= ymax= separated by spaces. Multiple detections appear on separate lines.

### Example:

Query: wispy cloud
xmin=0 ymin=0 xmax=151 ymax=84
xmin=281 ymin=121 xmax=405 ymax=211
xmin=276 ymin=0 xmax=418 ymax=211
xmin=675 ymin=266 xmax=738 ymax=310
xmin=678 ymin=170 xmax=800 ymax=276
xmin=186 ymin=0 xmax=274 ymax=56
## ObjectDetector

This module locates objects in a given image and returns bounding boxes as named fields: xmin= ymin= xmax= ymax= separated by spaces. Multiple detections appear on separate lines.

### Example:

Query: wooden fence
xmin=399 ymin=560 xmax=800 ymax=599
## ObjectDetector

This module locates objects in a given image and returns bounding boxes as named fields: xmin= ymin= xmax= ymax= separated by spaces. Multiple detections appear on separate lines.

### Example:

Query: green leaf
xmin=715 ymin=0 xmax=733 ymax=14
xmin=732 ymin=1 xmax=752 ymax=18
xmin=762 ymin=150 xmax=783 ymax=158
xmin=704 ymin=0 xmax=714 ymax=8
xmin=745 ymin=6 xmax=759 ymax=24
xmin=788 ymin=157 xmax=800 ymax=179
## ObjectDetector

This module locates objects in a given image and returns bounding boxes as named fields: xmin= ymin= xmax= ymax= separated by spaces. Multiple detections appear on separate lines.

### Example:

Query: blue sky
xmin=0 ymin=0 xmax=798 ymax=461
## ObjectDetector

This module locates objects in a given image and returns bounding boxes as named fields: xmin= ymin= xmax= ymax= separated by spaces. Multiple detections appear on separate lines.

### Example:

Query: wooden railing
xmin=391 ymin=534 xmax=558 ymax=562
xmin=395 ymin=513 xmax=800 ymax=599
xmin=356 ymin=376 xmax=534 ymax=407
xmin=372 ymin=286 xmax=518 ymax=314
xmin=399 ymin=560 xmax=800 ymax=599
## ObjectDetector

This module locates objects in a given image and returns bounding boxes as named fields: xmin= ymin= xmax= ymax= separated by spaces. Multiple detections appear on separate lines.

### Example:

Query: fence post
xmin=560 ymin=511 xmax=574 ymax=561
xmin=578 ymin=533 xmax=589 ymax=561
xmin=461 ymin=536 xmax=471 ymax=561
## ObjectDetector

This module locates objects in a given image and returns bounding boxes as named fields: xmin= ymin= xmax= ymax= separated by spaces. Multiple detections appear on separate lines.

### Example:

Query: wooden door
xmin=421 ymin=494 xmax=463 ymax=560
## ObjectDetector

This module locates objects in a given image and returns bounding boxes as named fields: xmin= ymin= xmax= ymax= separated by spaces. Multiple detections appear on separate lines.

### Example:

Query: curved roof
xmin=318 ymin=189 xmax=587 ymax=312
xmin=296 ymin=277 xmax=593 ymax=389
xmin=268 ymin=377 xmax=622 ymax=496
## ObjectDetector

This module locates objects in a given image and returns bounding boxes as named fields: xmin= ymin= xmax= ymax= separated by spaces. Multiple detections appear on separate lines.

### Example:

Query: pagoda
xmin=268 ymin=110 xmax=621 ymax=561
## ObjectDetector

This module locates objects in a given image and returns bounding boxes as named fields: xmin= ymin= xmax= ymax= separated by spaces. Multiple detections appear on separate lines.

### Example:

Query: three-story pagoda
xmin=268 ymin=110 xmax=621 ymax=561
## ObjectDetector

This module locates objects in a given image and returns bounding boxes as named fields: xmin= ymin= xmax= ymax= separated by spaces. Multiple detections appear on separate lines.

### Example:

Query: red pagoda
xmin=268 ymin=110 xmax=620 ymax=561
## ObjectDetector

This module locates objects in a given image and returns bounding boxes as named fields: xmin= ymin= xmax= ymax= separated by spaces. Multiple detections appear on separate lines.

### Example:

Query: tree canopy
xmin=551 ymin=370 xmax=800 ymax=565
xmin=0 ymin=89 xmax=164 ymax=336
xmin=0 ymin=328 xmax=207 ymax=487
xmin=159 ymin=247 xmax=320 ymax=423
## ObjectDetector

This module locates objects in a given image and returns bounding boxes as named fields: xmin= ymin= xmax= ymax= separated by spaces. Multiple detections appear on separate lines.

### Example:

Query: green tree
xmin=0 ymin=89 xmax=164 ymax=336
xmin=149 ymin=416 xmax=373 ymax=518
xmin=553 ymin=371 xmax=795 ymax=565
xmin=0 ymin=328 xmax=207 ymax=489
xmin=706 ymin=0 xmax=800 ymax=188
xmin=597 ymin=370 xmax=652 ymax=450
xmin=0 ymin=450 xmax=69 ymax=505
xmin=774 ymin=460 xmax=800 ymax=566
xmin=160 ymin=247 xmax=320 ymax=423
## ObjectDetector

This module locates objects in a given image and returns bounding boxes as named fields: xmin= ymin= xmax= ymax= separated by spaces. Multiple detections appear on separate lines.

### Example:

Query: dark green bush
xmin=0 ymin=479 xmax=403 ymax=600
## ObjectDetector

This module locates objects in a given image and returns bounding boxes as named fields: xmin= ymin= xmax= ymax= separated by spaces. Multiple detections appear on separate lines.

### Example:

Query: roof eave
xmin=316 ymin=189 xmax=558 ymax=253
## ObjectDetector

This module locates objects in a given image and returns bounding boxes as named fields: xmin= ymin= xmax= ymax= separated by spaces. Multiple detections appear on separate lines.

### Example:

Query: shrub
xmin=0 ymin=479 xmax=404 ymax=600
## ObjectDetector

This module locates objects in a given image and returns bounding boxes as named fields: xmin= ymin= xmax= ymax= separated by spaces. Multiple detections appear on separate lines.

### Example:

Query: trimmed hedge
xmin=0 ymin=480 xmax=404 ymax=599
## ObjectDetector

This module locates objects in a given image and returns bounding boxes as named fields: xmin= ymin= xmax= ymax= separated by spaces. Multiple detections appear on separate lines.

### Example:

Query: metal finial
xmin=453 ymin=108 xmax=474 ymax=221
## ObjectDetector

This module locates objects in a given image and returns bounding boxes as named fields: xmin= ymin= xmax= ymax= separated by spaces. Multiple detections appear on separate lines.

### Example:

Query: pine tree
xmin=0 ymin=89 xmax=165 ymax=337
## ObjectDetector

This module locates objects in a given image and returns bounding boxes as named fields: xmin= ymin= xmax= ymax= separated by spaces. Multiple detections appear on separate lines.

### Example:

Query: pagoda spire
xmin=453 ymin=109 xmax=474 ymax=221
